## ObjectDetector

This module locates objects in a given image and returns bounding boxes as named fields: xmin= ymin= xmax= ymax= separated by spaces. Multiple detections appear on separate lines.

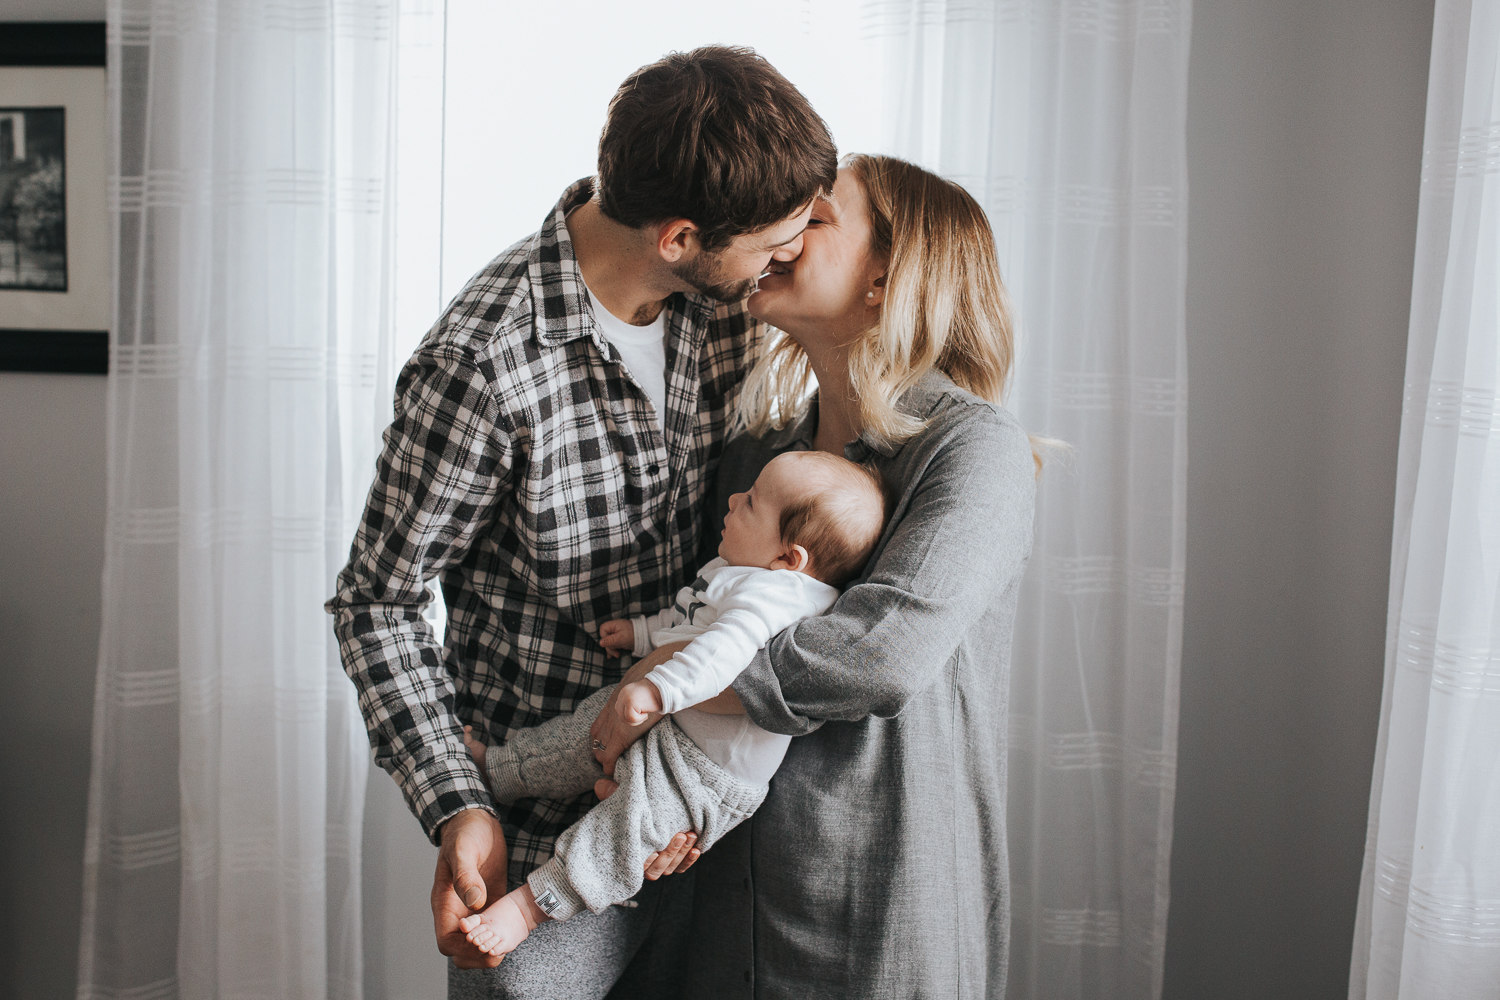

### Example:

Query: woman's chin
xmin=748 ymin=279 xmax=792 ymax=323
xmin=747 ymin=288 xmax=776 ymax=323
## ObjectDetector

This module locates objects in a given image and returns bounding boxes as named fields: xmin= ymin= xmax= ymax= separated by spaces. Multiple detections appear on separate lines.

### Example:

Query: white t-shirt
xmin=584 ymin=282 xmax=667 ymax=430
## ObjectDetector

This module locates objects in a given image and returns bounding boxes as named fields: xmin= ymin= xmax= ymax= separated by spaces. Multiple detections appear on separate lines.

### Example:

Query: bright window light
xmin=436 ymin=0 xmax=883 ymax=304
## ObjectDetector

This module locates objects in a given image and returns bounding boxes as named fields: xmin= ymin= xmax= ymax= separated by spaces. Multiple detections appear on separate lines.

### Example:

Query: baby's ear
xmin=772 ymin=544 xmax=810 ymax=574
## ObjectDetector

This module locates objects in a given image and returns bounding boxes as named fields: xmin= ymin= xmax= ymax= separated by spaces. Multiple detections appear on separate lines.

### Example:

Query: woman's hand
xmin=590 ymin=642 xmax=689 ymax=774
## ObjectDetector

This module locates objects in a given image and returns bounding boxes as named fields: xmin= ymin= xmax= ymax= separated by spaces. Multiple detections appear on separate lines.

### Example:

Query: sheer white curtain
xmin=1350 ymin=0 xmax=1500 ymax=995
xmin=77 ymin=3 xmax=439 ymax=998
xmin=864 ymin=3 xmax=1190 ymax=998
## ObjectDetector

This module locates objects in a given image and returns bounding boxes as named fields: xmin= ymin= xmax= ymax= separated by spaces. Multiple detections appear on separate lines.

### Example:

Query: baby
xmin=457 ymin=449 xmax=888 ymax=959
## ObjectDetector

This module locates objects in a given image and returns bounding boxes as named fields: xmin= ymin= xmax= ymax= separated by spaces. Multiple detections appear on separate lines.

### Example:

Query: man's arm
xmin=327 ymin=341 xmax=515 ymax=966
xmin=329 ymin=341 xmax=513 ymax=837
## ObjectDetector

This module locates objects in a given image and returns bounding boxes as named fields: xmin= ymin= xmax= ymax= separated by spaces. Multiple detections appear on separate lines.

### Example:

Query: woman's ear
xmin=657 ymin=219 xmax=697 ymax=263
xmin=865 ymin=272 xmax=888 ymax=308
xmin=772 ymin=544 xmax=811 ymax=574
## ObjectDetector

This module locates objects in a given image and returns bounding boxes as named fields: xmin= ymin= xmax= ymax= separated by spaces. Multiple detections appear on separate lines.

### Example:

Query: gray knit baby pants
xmin=484 ymin=685 xmax=767 ymax=921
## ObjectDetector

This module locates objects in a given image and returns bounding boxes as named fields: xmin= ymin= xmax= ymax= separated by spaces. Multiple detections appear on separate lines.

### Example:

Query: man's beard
xmin=674 ymin=252 xmax=758 ymax=303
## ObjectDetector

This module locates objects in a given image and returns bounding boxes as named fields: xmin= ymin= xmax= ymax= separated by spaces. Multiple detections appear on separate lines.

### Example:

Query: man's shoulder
xmin=424 ymin=237 xmax=538 ymax=363
xmin=408 ymin=235 xmax=590 ymax=414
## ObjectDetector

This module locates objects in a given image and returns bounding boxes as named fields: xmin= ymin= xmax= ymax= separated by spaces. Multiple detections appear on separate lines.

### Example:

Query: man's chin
xmin=694 ymin=277 xmax=758 ymax=304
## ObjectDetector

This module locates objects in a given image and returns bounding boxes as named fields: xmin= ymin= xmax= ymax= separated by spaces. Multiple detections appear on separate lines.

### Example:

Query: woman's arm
xmin=734 ymin=410 xmax=1036 ymax=736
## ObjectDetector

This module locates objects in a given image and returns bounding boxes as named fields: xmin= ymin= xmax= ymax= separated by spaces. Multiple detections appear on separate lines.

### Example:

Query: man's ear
xmin=656 ymin=219 xmax=698 ymax=263
xmin=771 ymin=544 xmax=810 ymax=574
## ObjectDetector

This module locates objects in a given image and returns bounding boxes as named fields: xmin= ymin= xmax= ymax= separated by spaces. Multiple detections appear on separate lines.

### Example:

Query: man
xmin=327 ymin=46 xmax=837 ymax=997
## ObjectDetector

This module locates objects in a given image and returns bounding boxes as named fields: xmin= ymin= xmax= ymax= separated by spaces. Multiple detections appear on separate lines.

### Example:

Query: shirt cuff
xmin=643 ymin=672 xmax=677 ymax=714
xmin=405 ymin=750 xmax=498 ymax=845
xmin=730 ymin=645 xmax=824 ymax=738
xmin=631 ymin=615 xmax=652 ymax=658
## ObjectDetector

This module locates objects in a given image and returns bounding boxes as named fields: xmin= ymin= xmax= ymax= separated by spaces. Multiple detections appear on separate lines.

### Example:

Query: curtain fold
xmin=77 ymin=3 xmax=429 ymax=997
xmin=864 ymin=3 xmax=1190 ymax=998
xmin=1350 ymin=0 xmax=1500 ymax=996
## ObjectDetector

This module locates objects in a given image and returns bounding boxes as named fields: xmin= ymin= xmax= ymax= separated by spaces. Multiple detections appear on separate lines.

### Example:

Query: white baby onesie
xmin=629 ymin=556 xmax=840 ymax=784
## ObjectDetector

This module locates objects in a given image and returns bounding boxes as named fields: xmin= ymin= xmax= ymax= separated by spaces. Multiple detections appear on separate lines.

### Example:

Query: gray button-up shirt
xmin=686 ymin=371 xmax=1036 ymax=998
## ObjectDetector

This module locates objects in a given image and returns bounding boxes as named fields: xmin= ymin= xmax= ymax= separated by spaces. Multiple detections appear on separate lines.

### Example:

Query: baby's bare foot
xmin=458 ymin=885 xmax=549 ymax=958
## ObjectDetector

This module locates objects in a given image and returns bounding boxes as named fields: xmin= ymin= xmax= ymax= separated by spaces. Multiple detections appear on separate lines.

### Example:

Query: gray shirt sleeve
xmin=733 ymin=407 xmax=1035 ymax=735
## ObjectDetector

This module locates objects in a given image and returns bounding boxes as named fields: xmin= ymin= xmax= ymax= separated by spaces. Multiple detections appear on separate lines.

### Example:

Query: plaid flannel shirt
xmin=327 ymin=178 xmax=760 ymax=883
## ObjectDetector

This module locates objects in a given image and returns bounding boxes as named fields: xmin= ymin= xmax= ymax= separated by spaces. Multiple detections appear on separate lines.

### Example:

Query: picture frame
xmin=0 ymin=22 xmax=107 ymax=374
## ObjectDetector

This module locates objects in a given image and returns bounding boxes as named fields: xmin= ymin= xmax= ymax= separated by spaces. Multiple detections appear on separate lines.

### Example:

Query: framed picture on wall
xmin=0 ymin=22 xmax=107 ymax=374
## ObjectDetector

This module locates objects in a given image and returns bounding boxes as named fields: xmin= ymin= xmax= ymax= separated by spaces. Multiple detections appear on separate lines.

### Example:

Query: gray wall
xmin=0 ymin=372 xmax=106 ymax=999
xmin=1 ymin=6 xmax=110 ymax=1000
xmin=1164 ymin=1 xmax=1432 ymax=998
xmin=0 ymin=0 xmax=1434 ymax=997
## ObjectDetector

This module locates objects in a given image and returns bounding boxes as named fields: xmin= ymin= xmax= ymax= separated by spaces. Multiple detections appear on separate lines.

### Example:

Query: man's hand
xmin=598 ymin=619 xmax=635 ymax=658
xmin=590 ymin=642 xmax=689 ymax=774
xmin=433 ymin=808 xmax=509 ymax=969
xmin=615 ymin=678 xmax=665 ymax=726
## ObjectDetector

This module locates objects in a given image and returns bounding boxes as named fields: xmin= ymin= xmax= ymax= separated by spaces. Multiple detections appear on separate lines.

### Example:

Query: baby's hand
xmin=615 ymin=679 xmax=664 ymax=726
xmin=598 ymin=619 xmax=636 ymax=658
xmin=462 ymin=725 xmax=487 ymax=778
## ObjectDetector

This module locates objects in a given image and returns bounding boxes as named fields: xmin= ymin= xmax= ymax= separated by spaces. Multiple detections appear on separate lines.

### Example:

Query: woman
xmin=593 ymin=154 xmax=1037 ymax=997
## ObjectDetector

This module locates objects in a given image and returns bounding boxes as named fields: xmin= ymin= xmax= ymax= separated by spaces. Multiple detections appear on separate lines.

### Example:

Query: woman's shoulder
xmin=902 ymin=371 xmax=1032 ymax=471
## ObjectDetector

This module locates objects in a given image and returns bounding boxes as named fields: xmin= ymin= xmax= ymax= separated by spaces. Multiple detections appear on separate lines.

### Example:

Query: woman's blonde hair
xmin=735 ymin=154 xmax=1033 ymax=464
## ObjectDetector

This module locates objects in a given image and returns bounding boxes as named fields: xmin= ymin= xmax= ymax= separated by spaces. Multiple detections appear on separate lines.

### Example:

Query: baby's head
xmin=718 ymin=450 xmax=889 ymax=587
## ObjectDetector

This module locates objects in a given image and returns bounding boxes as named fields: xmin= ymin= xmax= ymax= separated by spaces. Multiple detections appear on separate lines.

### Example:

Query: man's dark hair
xmin=597 ymin=45 xmax=838 ymax=252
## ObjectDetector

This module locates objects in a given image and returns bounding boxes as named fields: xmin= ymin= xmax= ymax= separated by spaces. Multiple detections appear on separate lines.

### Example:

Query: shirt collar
xmin=529 ymin=177 xmax=717 ymax=348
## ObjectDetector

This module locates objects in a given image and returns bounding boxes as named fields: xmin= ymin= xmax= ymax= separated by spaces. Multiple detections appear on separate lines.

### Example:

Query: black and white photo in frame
xmin=0 ymin=22 xmax=106 ymax=373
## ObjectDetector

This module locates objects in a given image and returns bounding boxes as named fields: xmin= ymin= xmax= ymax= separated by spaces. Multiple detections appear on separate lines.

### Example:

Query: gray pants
xmin=447 ymin=871 xmax=693 ymax=1000
xmin=484 ymin=685 xmax=767 ymax=921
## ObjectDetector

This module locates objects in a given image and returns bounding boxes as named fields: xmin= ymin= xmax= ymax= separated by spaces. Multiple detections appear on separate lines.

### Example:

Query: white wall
xmin=1164 ymin=1 xmax=1432 ymax=997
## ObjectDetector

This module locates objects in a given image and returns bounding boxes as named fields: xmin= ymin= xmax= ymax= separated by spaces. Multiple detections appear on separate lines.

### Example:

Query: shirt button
xmin=647 ymin=464 xmax=659 ymax=475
